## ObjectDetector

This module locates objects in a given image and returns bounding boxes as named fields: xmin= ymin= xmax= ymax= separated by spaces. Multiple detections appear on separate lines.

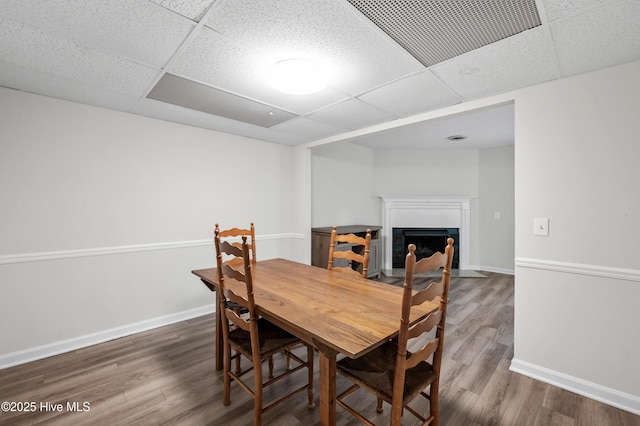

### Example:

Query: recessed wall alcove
xmin=381 ymin=196 xmax=472 ymax=271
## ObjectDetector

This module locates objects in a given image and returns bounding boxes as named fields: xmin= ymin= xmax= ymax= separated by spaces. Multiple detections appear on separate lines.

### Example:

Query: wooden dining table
xmin=192 ymin=258 xmax=438 ymax=425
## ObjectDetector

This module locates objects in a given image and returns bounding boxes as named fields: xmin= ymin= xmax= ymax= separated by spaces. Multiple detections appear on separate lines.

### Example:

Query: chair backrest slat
xmin=412 ymin=280 xmax=444 ymax=306
xmin=407 ymin=310 xmax=442 ymax=339
xmin=406 ymin=338 xmax=440 ymax=370
xmin=215 ymin=223 xmax=257 ymax=264
xmin=327 ymin=226 xmax=372 ymax=278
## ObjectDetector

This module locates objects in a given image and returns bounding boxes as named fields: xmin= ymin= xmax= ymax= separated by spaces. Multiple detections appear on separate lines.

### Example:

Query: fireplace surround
xmin=381 ymin=196 xmax=471 ymax=270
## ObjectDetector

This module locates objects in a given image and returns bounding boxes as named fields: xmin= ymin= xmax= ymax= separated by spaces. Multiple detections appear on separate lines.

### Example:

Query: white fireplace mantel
xmin=381 ymin=196 xmax=472 ymax=270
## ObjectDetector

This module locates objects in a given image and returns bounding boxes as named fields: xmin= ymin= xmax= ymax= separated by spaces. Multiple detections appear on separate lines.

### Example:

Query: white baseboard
xmin=470 ymin=264 xmax=515 ymax=275
xmin=0 ymin=304 xmax=216 ymax=370
xmin=510 ymin=358 xmax=640 ymax=416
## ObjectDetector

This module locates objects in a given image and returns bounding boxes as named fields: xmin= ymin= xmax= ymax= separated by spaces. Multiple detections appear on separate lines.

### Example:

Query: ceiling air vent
xmin=147 ymin=73 xmax=297 ymax=128
xmin=347 ymin=0 xmax=541 ymax=67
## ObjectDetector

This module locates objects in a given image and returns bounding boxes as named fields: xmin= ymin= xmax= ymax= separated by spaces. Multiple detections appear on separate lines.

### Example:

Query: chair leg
xmin=430 ymin=385 xmax=439 ymax=426
xmin=223 ymin=344 xmax=231 ymax=406
xmin=254 ymin=356 xmax=263 ymax=426
xmin=307 ymin=345 xmax=315 ymax=408
xmin=235 ymin=350 xmax=241 ymax=374
xmin=376 ymin=397 xmax=383 ymax=413
xmin=268 ymin=356 xmax=274 ymax=379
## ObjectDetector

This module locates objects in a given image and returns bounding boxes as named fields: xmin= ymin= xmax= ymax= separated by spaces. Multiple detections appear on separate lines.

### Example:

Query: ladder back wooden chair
xmin=327 ymin=225 xmax=372 ymax=278
xmin=215 ymin=232 xmax=314 ymax=425
xmin=215 ymin=223 xmax=259 ymax=373
xmin=336 ymin=238 xmax=455 ymax=426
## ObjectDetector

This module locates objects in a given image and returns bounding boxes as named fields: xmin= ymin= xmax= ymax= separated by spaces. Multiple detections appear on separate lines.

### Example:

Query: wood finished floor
xmin=1 ymin=272 xmax=638 ymax=425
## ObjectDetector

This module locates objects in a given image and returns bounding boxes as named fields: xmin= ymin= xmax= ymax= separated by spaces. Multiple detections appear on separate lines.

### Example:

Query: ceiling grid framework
xmin=0 ymin=0 xmax=639 ymax=147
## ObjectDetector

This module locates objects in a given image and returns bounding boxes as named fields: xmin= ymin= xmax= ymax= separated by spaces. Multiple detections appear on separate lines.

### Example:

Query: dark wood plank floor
xmin=1 ymin=272 xmax=638 ymax=425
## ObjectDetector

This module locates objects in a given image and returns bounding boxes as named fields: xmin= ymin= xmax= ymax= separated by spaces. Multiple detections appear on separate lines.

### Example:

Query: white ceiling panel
xmin=269 ymin=117 xmax=349 ymax=144
xmin=430 ymin=26 xmax=559 ymax=100
xmin=149 ymin=0 xmax=217 ymax=21
xmin=308 ymin=98 xmax=397 ymax=130
xmin=549 ymin=0 xmax=640 ymax=77
xmin=1 ymin=0 xmax=639 ymax=148
xmin=358 ymin=71 xmax=462 ymax=118
xmin=1 ymin=0 xmax=195 ymax=68
xmin=0 ymin=19 xmax=159 ymax=97
xmin=0 ymin=60 xmax=141 ymax=112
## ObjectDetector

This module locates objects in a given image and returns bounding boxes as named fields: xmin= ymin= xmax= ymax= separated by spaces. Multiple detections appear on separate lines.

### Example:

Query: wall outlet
xmin=533 ymin=218 xmax=549 ymax=236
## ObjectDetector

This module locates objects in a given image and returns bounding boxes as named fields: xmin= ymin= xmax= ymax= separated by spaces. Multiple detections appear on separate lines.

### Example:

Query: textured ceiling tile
xmin=0 ymin=19 xmax=159 ymax=97
xmin=431 ymin=27 xmax=558 ymax=100
xmin=148 ymin=0 xmax=217 ymax=21
xmin=358 ymin=71 xmax=462 ymax=117
xmin=541 ymin=0 xmax=608 ymax=22
xmin=307 ymin=98 xmax=397 ymax=130
xmin=1 ymin=0 xmax=194 ymax=68
xmin=550 ymin=0 xmax=640 ymax=77
xmin=269 ymin=116 xmax=348 ymax=143
xmin=0 ymin=60 xmax=141 ymax=112
xmin=201 ymin=0 xmax=423 ymax=95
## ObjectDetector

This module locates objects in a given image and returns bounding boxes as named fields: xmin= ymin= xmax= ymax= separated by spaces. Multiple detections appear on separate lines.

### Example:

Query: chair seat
xmin=228 ymin=317 xmax=301 ymax=359
xmin=337 ymin=340 xmax=437 ymax=404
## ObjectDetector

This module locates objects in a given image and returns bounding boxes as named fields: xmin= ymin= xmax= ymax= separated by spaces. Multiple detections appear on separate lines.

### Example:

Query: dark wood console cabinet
xmin=311 ymin=225 xmax=382 ymax=278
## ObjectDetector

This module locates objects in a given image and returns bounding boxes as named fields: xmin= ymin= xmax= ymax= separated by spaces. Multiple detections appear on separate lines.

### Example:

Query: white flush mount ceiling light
xmin=269 ymin=58 xmax=328 ymax=95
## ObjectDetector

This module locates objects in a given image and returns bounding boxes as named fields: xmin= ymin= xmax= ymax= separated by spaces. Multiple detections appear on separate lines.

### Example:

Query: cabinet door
xmin=367 ymin=239 xmax=380 ymax=278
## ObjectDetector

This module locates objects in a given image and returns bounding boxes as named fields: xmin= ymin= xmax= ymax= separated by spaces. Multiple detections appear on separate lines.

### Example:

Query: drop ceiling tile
xmin=168 ymin=26 xmax=349 ymax=115
xmin=0 ymin=19 xmax=160 ymax=97
xmin=549 ymin=0 xmax=640 ymax=77
xmin=1 ymin=0 xmax=195 ymax=68
xmin=201 ymin=0 xmax=424 ymax=95
xmin=430 ymin=26 xmax=558 ymax=100
xmin=307 ymin=98 xmax=397 ymax=130
xmin=0 ymin=60 xmax=141 ymax=111
xmin=358 ymin=71 xmax=462 ymax=118
xmin=541 ymin=0 xmax=608 ymax=22
xmin=269 ymin=117 xmax=349 ymax=144
xmin=148 ymin=0 xmax=217 ymax=21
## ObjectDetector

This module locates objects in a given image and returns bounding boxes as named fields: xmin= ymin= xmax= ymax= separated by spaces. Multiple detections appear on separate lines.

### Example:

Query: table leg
xmin=318 ymin=346 xmax=338 ymax=425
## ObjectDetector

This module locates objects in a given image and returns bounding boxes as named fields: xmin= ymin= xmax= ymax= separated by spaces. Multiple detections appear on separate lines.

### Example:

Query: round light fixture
xmin=269 ymin=58 xmax=328 ymax=95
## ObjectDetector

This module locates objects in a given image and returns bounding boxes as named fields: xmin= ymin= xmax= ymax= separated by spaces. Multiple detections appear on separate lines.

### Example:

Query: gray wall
xmin=479 ymin=145 xmax=515 ymax=273
xmin=311 ymin=145 xmax=515 ymax=272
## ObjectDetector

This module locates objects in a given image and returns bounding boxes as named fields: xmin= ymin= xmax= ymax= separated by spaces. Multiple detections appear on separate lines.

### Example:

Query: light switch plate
xmin=534 ymin=218 xmax=549 ymax=236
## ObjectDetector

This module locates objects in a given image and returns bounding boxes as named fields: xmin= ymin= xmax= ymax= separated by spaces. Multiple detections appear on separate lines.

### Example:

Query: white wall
xmin=0 ymin=88 xmax=298 ymax=367
xmin=478 ymin=145 xmax=515 ymax=273
xmin=512 ymin=60 xmax=640 ymax=413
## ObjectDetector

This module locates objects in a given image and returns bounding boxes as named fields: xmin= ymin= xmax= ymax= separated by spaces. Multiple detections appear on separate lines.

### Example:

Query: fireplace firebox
xmin=392 ymin=228 xmax=459 ymax=268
